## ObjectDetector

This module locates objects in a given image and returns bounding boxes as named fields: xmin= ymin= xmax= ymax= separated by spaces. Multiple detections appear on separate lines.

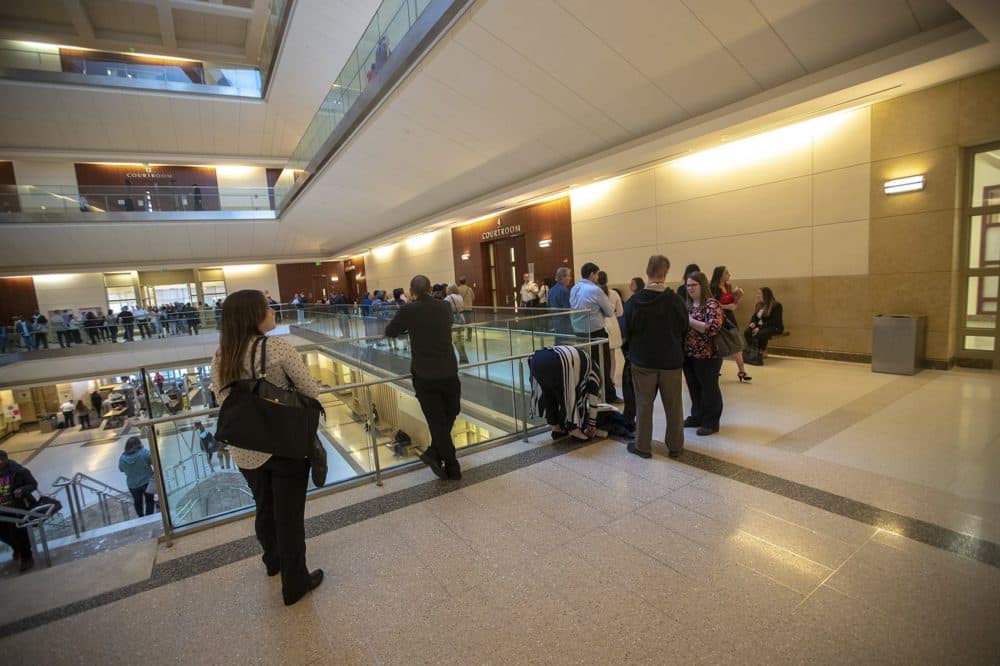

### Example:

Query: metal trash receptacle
xmin=38 ymin=415 xmax=57 ymax=433
xmin=872 ymin=314 xmax=927 ymax=375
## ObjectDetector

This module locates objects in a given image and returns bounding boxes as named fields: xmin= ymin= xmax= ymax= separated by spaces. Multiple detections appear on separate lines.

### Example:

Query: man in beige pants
xmin=621 ymin=255 xmax=689 ymax=458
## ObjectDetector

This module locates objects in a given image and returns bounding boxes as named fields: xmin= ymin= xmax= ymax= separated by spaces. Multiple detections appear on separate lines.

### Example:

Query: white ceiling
xmin=279 ymin=0 xmax=984 ymax=254
xmin=0 ymin=0 xmax=381 ymax=159
xmin=1 ymin=0 xmax=999 ymax=273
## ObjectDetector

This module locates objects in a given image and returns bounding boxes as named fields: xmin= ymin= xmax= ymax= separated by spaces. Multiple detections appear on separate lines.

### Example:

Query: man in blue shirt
xmin=570 ymin=262 xmax=619 ymax=403
xmin=547 ymin=267 xmax=572 ymax=336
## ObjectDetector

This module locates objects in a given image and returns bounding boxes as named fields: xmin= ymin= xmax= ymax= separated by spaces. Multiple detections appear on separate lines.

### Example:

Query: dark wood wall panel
xmin=75 ymin=163 xmax=220 ymax=212
xmin=0 ymin=161 xmax=18 ymax=213
xmin=275 ymin=259 xmax=363 ymax=303
xmin=0 ymin=277 xmax=39 ymax=325
xmin=451 ymin=197 xmax=573 ymax=306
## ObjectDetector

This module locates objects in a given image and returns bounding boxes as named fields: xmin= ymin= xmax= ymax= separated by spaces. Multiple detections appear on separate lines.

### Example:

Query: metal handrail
xmin=0 ymin=501 xmax=58 ymax=566
xmin=133 ymin=339 xmax=601 ymax=430
xmin=138 ymin=336 xmax=606 ymax=544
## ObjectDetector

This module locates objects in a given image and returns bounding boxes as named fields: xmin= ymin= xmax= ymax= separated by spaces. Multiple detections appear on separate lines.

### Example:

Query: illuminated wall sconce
xmin=330 ymin=275 xmax=340 ymax=282
xmin=461 ymin=252 xmax=471 ymax=261
xmin=538 ymin=239 xmax=552 ymax=248
xmin=884 ymin=175 xmax=925 ymax=194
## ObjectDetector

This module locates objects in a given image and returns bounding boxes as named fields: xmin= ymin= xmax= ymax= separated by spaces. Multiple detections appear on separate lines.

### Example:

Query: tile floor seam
xmin=795 ymin=528 xmax=878 ymax=610
xmin=669 ymin=446 xmax=1000 ymax=569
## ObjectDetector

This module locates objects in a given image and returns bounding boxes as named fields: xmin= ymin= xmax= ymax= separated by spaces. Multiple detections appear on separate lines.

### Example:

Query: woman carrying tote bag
xmin=210 ymin=289 xmax=324 ymax=606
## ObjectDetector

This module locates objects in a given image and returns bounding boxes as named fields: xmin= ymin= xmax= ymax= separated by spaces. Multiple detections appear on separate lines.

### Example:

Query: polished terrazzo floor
xmin=1 ymin=356 xmax=998 ymax=664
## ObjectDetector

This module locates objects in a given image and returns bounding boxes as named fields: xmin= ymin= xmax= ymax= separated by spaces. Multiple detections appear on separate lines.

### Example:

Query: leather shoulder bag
xmin=215 ymin=336 xmax=323 ymax=459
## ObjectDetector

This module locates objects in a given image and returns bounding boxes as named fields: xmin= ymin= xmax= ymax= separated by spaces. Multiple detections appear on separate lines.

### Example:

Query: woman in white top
xmin=597 ymin=271 xmax=625 ymax=388
xmin=210 ymin=289 xmax=323 ymax=606
xmin=445 ymin=284 xmax=470 ymax=364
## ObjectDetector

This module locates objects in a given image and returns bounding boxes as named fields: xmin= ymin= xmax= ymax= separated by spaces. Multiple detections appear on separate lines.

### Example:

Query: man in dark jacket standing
xmin=0 ymin=450 xmax=39 ymax=571
xmin=385 ymin=275 xmax=462 ymax=480
xmin=622 ymin=255 xmax=688 ymax=459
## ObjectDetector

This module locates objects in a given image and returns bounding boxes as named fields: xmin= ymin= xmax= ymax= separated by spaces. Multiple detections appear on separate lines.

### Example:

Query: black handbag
xmin=215 ymin=336 xmax=323 ymax=459
xmin=713 ymin=318 xmax=743 ymax=358
xmin=309 ymin=436 xmax=328 ymax=487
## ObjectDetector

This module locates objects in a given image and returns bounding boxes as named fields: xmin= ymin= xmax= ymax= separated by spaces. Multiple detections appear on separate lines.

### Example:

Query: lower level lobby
xmin=1 ymin=353 xmax=996 ymax=664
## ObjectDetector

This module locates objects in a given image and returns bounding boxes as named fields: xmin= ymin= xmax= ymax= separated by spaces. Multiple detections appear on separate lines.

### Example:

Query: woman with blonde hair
xmin=210 ymin=289 xmax=323 ymax=605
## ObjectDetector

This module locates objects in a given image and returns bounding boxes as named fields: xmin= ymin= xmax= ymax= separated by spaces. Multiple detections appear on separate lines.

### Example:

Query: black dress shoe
xmin=266 ymin=563 xmax=280 ymax=577
xmin=626 ymin=442 xmax=651 ymax=459
xmin=445 ymin=464 xmax=462 ymax=481
xmin=668 ymin=450 xmax=682 ymax=459
xmin=683 ymin=417 xmax=701 ymax=428
xmin=284 ymin=569 xmax=324 ymax=606
xmin=418 ymin=451 xmax=447 ymax=480
xmin=696 ymin=426 xmax=718 ymax=436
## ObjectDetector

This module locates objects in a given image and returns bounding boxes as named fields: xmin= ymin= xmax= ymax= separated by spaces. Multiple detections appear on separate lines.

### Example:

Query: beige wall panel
xmin=870 ymin=271 xmax=952 ymax=333
xmin=570 ymin=170 xmax=656 ymax=222
xmin=870 ymin=82 xmax=959 ymax=161
xmin=574 ymin=245 xmax=656 ymax=284
xmin=813 ymin=107 xmax=871 ymax=172
xmin=653 ymin=142 xmax=812 ymax=205
xmin=958 ymin=68 xmax=1000 ymax=147
xmin=572 ymin=207 xmax=657 ymax=255
xmin=814 ymin=220 xmax=869 ymax=276
xmin=813 ymin=326 xmax=873 ymax=355
xmin=810 ymin=275 xmax=872 ymax=330
xmin=925 ymin=330 xmax=949 ymax=361
xmin=659 ymin=227 xmax=813 ymax=281
xmin=222 ymin=264 xmax=280 ymax=299
xmin=869 ymin=146 xmax=959 ymax=219
xmin=365 ymin=230 xmax=455 ymax=293
xmin=869 ymin=211 xmax=955 ymax=275
xmin=812 ymin=164 xmax=870 ymax=226
xmin=656 ymin=176 xmax=811 ymax=243
xmin=33 ymin=272 xmax=108 ymax=314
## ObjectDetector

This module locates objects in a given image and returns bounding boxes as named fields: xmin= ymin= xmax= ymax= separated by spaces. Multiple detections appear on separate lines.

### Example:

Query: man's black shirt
xmin=384 ymin=295 xmax=458 ymax=380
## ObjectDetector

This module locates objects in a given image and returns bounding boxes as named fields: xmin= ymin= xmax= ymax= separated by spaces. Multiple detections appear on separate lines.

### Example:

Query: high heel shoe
xmin=738 ymin=371 xmax=752 ymax=383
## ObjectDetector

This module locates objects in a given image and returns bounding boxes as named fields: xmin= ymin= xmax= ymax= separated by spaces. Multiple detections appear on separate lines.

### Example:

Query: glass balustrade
xmin=131 ymin=308 xmax=592 ymax=535
xmin=0 ymin=3 xmax=294 ymax=100
xmin=274 ymin=0 xmax=448 ymax=209
xmin=0 ymin=184 xmax=279 ymax=221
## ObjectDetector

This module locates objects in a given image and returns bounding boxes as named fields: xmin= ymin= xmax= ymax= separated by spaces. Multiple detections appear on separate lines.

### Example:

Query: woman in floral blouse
xmin=683 ymin=271 xmax=724 ymax=435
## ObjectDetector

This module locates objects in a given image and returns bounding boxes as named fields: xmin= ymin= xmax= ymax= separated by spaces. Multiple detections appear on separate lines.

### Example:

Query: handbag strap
xmin=249 ymin=336 xmax=268 ymax=379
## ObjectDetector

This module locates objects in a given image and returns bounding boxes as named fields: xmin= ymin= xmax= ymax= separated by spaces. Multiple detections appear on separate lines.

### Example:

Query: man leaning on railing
xmin=0 ymin=449 xmax=39 ymax=572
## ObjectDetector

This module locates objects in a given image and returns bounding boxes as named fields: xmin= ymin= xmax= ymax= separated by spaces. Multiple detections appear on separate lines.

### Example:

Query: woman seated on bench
xmin=744 ymin=287 xmax=783 ymax=364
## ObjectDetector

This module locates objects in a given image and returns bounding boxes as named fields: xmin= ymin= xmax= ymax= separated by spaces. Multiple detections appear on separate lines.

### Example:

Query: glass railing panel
xmin=152 ymin=413 xmax=254 ymax=529
xmin=0 ymin=27 xmax=289 ymax=98
xmin=275 ymin=0 xmax=445 ymax=206
xmin=0 ymin=184 xmax=280 ymax=221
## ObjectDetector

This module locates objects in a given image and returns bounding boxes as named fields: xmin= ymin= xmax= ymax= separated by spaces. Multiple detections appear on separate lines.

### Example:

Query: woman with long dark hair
xmin=744 ymin=287 xmax=784 ymax=364
xmin=710 ymin=266 xmax=751 ymax=383
xmin=210 ymin=289 xmax=323 ymax=606
xmin=683 ymin=272 xmax=724 ymax=436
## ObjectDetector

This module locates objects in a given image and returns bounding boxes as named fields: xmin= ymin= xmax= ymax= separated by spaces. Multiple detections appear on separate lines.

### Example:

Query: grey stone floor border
xmin=673 ymin=448 xmax=1000 ymax=568
xmin=3 ymin=434 xmax=999 ymax=638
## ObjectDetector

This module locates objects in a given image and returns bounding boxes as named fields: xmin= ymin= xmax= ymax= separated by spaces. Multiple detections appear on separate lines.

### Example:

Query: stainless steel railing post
xmin=146 ymin=421 xmax=175 ymax=546
xmin=72 ymin=483 xmax=86 ymax=533
xmin=518 ymin=358 xmax=529 ymax=442
xmin=60 ymin=482 xmax=80 ymax=538
xmin=365 ymin=385 xmax=383 ymax=487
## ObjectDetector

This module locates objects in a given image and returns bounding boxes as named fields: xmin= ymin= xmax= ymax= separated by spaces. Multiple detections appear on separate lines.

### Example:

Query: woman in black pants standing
xmin=682 ymin=272 xmax=724 ymax=436
xmin=210 ymin=290 xmax=324 ymax=606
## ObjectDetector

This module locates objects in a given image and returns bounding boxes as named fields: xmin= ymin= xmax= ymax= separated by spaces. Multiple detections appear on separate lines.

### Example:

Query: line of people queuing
xmin=2 ymin=302 xmax=218 ymax=353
